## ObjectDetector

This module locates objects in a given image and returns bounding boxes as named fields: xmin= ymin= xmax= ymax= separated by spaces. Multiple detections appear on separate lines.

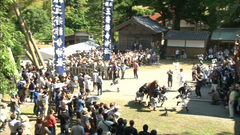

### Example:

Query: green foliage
xmin=0 ymin=0 xmax=25 ymax=95
xmin=22 ymin=6 xmax=51 ymax=34
xmin=132 ymin=6 xmax=155 ymax=16
xmin=65 ymin=27 xmax=75 ymax=36
xmin=85 ymin=0 xmax=103 ymax=45
xmin=65 ymin=8 xmax=88 ymax=31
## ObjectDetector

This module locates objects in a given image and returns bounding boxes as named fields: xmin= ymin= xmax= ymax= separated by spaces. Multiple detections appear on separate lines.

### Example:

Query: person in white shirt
xmin=179 ymin=68 xmax=186 ymax=87
xmin=0 ymin=103 xmax=10 ymax=131
xmin=85 ymin=76 xmax=92 ymax=95
xmin=92 ymin=70 xmax=99 ymax=92
xmin=98 ymin=113 xmax=116 ymax=135
xmin=228 ymin=88 xmax=236 ymax=118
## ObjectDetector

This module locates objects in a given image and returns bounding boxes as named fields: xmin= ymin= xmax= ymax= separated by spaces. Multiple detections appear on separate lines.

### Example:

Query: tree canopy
xmin=0 ymin=0 xmax=25 ymax=95
xmin=0 ymin=0 xmax=239 ymax=95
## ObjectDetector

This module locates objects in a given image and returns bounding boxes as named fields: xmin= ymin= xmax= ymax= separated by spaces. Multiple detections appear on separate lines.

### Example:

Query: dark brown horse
xmin=146 ymin=80 xmax=159 ymax=106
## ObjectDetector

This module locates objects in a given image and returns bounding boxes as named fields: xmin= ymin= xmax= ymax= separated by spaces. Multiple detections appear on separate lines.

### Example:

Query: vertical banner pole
xmin=52 ymin=0 xmax=66 ymax=75
xmin=103 ymin=0 xmax=114 ymax=61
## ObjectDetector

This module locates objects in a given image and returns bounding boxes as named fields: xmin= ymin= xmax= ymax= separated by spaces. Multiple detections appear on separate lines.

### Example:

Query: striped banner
xmin=52 ymin=0 xmax=66 ymax=75
xmin=103 ymin=0 xmax=114 ymax=61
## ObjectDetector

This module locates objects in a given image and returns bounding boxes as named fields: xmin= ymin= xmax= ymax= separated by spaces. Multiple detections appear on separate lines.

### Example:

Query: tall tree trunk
xmin=13 ymin=0 xmax=39 ymax=68
xmin=172 ymin=10 xmax=181 ymax=30
xmin=13 ymin=0 xmax=46 ymax=69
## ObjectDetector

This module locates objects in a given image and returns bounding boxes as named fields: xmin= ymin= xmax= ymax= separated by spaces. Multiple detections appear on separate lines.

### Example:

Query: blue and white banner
xmin=103 ymin=0 xmax=114 ymax=61
xmin=52 ymin=0 xmax=65 ymax=75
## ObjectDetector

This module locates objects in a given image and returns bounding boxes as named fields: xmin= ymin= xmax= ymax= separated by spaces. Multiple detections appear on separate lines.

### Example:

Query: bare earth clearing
xmin=3 ymin=60 xmax=239 ymax=135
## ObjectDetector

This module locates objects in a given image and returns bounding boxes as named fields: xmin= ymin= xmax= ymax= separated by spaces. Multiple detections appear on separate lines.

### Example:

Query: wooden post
xmin=12 ymin=1 xmax=40 ymax=68
xmin=25 ymin=49 xmax=33 ymax=62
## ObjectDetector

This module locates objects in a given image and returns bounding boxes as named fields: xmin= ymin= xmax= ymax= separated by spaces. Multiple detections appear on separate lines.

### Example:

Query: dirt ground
xmin=2 ymin=60 xmax=239 ymax=135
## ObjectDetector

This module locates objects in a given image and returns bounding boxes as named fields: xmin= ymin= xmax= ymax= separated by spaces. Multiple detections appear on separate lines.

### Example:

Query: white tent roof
xmin=39 ymin=41 xmax=100 ymax=60
xmin=66 ymin=41 xmax=100 ymax=52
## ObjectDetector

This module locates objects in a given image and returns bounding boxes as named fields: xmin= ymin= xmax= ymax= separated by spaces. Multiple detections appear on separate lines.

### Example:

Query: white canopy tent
xmin=39 ymin=41 xmax=100 ymax=60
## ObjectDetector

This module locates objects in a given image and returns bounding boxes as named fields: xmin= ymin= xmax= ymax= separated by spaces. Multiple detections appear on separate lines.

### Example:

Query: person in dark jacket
xmin=58 ymin=108 xmax=70 ymax=135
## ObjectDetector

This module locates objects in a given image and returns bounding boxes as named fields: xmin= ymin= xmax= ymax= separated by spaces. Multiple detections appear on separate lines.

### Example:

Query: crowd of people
xmin=190 ymin=49 xmax=240 ymax=117
xmin=0 ymin=45 xmax=240 ymax=134
xmin=2 ymin=46 xmax=167 ymax=135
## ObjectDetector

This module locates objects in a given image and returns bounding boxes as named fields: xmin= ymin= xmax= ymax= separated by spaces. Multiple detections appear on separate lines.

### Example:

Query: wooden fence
xmin=69 ymin=67 xmax=94 ymax=76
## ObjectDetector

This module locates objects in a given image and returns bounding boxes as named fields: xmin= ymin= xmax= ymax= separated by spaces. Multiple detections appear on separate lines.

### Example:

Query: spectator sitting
xmin=0 ymin=103 xmax=11 ymax=132
xmin=115 ymin=118 xmax=126 ymax=135
xmin=150 ymin=130 xmax=157 ymax=135
xmin=8 ymin=114 xmax=21 ymax=135
xmin=211 ymin=90 xmax=221 ymax=105
xmin=71 ymin=119 xmax=85 ymax=135
xmin=125 ymin=120 xmax=138 ymax=135
xmin=139 ymin=124 xmax=150 ymax=135
xmin=94 ymin=128 xmax=103 ymax=135
xmin=34 ymin=117 xmax=42 ymax=135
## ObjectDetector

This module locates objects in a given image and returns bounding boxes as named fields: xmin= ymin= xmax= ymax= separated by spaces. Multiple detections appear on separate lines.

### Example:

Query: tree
xmin=205 ymin=0 xmax=240 ymax=31
xmin=85 ymin=0 xmax=103 ymax=44
xmin=21 ymin=6 xmax=52 ymax=40
xmin=0 ymin=0 xmax=25 ymax=95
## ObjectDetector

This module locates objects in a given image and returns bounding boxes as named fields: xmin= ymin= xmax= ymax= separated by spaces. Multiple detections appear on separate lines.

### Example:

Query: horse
xmin=145 ymin=80 xmax=159 ymax=106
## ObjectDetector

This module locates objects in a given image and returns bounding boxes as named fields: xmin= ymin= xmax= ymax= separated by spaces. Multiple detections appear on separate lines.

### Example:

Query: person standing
xmin=46 ymin=109 xmax=57 ymax=135
xmin=120 ymin=63 xmax=129 ymax=79
xmin=110 ymin=72 xmax=120 ymax=92
xmin=229 ymin=87 xmax=236 ymax=118
xmin=10 ymin=94 xmax=21 ymax=119
xmin=75 ymin=95 xmax=85 ymax=119
xmin=179 ymin=68 xmax=186 ymax=87
xmin=210 ymin=70 xmax=219 ymax=94
xmin=167 ymin=69 xmax=173 ymax=88
xmin=71 ymin=119 xmax=85 ymax=135
xmin=58 ymin=108 xmax=70 ymax=135
xmin=85 ymin=76 xmax=92 ymax=95
xmin=29 ymin=78 xmax=36 ymax=102
xmin=78 ymin=73 xmax=85 ymax=94
xmin=97 ymin=73 xmax=103 ymax=96
xmin=133 ymin=61 xmax=139 ymax=79
xmin=92 ymin=70 xmax=99 ymax=92
xmin=33 ymin=88 xmax=39 ymax=116
xmin=195 ymin=74 xmax=203 ymax=98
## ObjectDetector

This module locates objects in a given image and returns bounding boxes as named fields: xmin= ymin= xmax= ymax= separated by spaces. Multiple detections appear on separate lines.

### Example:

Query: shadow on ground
xmin=125 ymin=100 xmax=151 ymax=112
xmin=176 ymin=93 xmax=240 ymax=135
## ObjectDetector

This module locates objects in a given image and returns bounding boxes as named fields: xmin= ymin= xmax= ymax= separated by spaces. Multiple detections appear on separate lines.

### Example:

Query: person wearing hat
xmin=195 ymin=73 xmax=203 ymax=98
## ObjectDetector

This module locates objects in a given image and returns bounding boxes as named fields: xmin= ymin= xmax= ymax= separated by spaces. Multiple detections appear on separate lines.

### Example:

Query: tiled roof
xmin=133 ymin=16 xmax=168 ymax=33
xmin=165 ymin=30 xmax=210 ymax=40
xmin=211 ymin=28 xmax=240 ymax=41
xmin=113 ymin=16 xmax=168 ymax=34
